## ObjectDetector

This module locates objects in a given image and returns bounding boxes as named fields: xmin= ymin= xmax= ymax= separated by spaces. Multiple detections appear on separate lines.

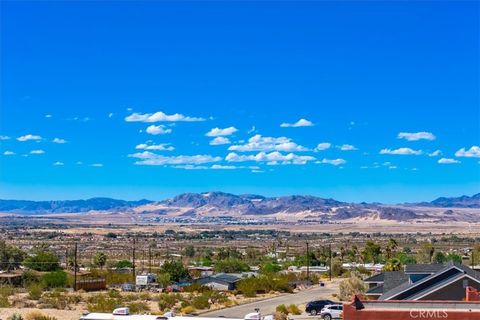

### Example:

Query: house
xmin=196 ymin=273 xmax=242 ymax=291
xmin=188 ymin=266 xmax=214 ymax=277
xmin=364 ymin=262 xmax=480 ymax=301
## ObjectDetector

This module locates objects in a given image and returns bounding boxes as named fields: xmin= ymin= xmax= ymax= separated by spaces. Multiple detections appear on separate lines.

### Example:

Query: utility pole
xmin=306 ymin=241 xmax=310 ymax=281
xmin=132 ymin=237 xmax=136 ymax=281
xmin=148 ymin=246 xmax=152 ymax=273
xmin=73 ymin=243 xmax=78 ymax=291
xmin=329 ymin=243 xmax=332 ymax=281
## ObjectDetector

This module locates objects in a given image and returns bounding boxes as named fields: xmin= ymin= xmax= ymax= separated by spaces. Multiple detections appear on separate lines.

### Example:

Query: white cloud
xmin=146 ymin=125 xmax=172 ymax=135
xmin=135 ymin=143 xmax=174 ymax=151
xmin=125 ymin=111 xmax=205 ymax=122
xmin=388 ymin=166 xmax=397 ymax=169
xmin=53 ymin=161 xmax=64 ymax=166
xmin=280 ymin=118 xmax=314 ymax=128
xmin=108 ymin=113 xmax=114 ymax=118
xmin=3 ymin=151 xmax=15 ymax=156
xmin=438 ymin=158 xmax=460 ymax=164
xmin=206 ymin=126 xmax=238 ymax=137
xmin=398 ymin=131 xmax=436 ymax=141
xmin=315 ymin=142 xmax=331 ymax=151
xmin=0 ymin=136 xmax=10 ymax=140
xmin=428 ymin=150 xmax=442 ymax=157
xmin=30 ymin=149 xmax=45 ymax=154
xmin=339 ymin=144 xmax=357 ymax=151
xmin=17 ymin=134 xmax=42 ymax=142
xmin=76 ymin=161 xmax=83 ymax=165
xmin=247 ymin=126 xmax=256 ymax=134
xmin=91 ymin=163 xmax=104 ymax=167
xmin=52 ymin=138 xmax=67 ymax=144
xmin=129 ymin=151 xmax=222 ymax=166
xmin=317 ymin=158 xmax=346 ymax=166
xmin=226 ymin=151 xmax=315 ymax=165
xmin=228 ymin=134 xmax=308 ymax=152
xmin=455 ymin=146 xmax=480 ymax=158
xmin=380 ymin=148 xmax=423 ymax=155
xmin=210 ymin=137 xmax=231 ymax=145
xmin=45 ymin=114 xmax=52 ymax=118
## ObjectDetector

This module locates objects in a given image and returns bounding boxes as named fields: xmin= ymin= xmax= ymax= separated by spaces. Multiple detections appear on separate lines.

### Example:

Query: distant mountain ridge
xmin=0 ymin=197 xmax=152 ymax=214
xmin=419 ymin=193 xmax=480 ymax=208
xmin=0 ymin=192 xmax=478 ymax=221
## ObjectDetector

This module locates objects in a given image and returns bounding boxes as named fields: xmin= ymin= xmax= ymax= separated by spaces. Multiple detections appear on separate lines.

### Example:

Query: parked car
xmin=305 ymin=300 xmax=336 ymax=315
xmin=121 ymin=283 xmax=135 ymax=292
xmin=320 ymin=304 xmax=343 ymax=320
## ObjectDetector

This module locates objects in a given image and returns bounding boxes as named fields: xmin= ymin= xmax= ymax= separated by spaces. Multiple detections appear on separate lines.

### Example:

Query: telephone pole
xmin=132 ymin=237 xmax=136 ymax=281
xmin=306 ymin=241 xmax=310 ymax=281
xmin=73 ymin=243 xmax=78 ymax=291
xmin=329 ymin=243 xmax=332 ymax=281
xmin=148 ymin=246 xmax=152 ymax=273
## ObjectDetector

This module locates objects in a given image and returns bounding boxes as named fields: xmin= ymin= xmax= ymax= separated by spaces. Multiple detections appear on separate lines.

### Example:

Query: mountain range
xmin=0 ymin=192 xmax=479 ymax=221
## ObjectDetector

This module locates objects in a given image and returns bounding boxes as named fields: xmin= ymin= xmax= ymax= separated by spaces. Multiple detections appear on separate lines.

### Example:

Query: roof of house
xmin=380 ymin=262 xmax=480 ymax=301
xmin=364 ymin=273 xmax=384 ymax=283
xmin=366 ymin=284 xmax=384 ymax=295
xmin=405 ymin=264 xmax=445 ymax=274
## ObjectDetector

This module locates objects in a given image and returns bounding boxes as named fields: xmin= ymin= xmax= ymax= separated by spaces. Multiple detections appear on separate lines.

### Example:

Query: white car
xmin=319 ymin=304 xmax=343 ymax=320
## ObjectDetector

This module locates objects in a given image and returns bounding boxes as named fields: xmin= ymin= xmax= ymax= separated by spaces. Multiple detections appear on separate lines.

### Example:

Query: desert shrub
xmin=286 ymin=304 xmax=301 ymax=315
xmin=276 ymin=304 xmax=288 ymax=314
xmin=22 ymin=270 xmax=40 ymax=286
xmin=273 ymin=312 xmax=288 ymax=320
xmin=41 ymin=271 xmax=67 ymax=288
xmin=127 ymin=301 xmax=151 ymax=313
xmin=87 ymin=293 xmax=122 ymax=312
xmin=236 ymin=277 xmax=257 ymax=297
xmin=24 ymin=311 xmax=47 ymax=320
xmin=0 ymin=295 xmax=10 ymax=307
xmin=39 ymin=290 xmax=69 ymax=309
xmin=7 ymin=314 xmax=24 ymax=320
xmin=338 ymin=271 xmax=366 ymax=301
xmin=181 ymin=305 xmax=196 ymax=314
xmin=157 ymin=293 xmax=178 ymax=311
xmin=0 ymin=284 xmax=15 ymax=297
xmin=192 ymin=294 xmax=210 ymax=309
xmin=214 ymin=258 xmax=249 ymax=273
xmin=28 ymin=283 xmax=44 ymax=300
xmin=139 ymin=292 xmax=152 ymax=301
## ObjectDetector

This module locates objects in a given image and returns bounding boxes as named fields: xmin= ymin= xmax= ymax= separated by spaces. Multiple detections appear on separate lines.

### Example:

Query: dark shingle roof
xmin=405 ymin=264 xmax=445 ymax=274
xmin=364 ymin=273 xmax=384 ymax=283
xmin=383 ymin=271 xmax=409 ymax=292
xmin=366 ymin=284 xmax=384 ymax=295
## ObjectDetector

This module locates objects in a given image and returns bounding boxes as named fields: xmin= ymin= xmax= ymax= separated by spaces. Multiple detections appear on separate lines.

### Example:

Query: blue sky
xmin=0 ymin=1 xmax=479 ymax=203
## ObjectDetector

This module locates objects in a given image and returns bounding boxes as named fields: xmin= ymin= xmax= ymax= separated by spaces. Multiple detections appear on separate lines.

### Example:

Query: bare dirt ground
xmin=0 ymin=308 xmax=83 ymax=320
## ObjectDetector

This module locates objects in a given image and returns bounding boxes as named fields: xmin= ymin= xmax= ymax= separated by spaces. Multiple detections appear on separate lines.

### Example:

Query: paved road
xmin=202 ymin=283 xmax=339 ymax=318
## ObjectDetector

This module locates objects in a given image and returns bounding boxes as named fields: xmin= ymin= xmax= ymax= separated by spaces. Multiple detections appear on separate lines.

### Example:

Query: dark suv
xmin=305 ymin=300 xmax=336 ymax=315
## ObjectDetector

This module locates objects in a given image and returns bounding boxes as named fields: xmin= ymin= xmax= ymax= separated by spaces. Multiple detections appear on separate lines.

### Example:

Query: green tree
xmin=41 ymin=270 xmax=68 ymax=288
xmin=432 ymin=251 xmax=446 ymax=263
xmin=331 ymin=259 xmax=345 ymax=277
xmin=0 ymin=241 xmax=25 ymax=271
xmin=417 ymin=242 xmax=435 ymax=263
xmin=24 ymin=251 xmax=60 ymax=272
xmin=214 ymin=258 xmax=249 ymax=273
xmin=362 ymin=241 xmax=382 ymax=264
xmin=114 ymin=260 xmax=133 ymax=269
xmin=184 ymin=245 xmax=195 ymax=258
xmin=260 ymin=262 xmax=282 ymax=274
xmin=93 ymin=252 xmax=107 ymax=269
xmin=385 ymin=239 xmax=398 ymax=260
xmin=160 ymin=260 xmax=189 ymax=282
xmin=156 ymin=273 xmax=171 ymax=288
xmin=383 ymin=258 xmax=402 ymax=271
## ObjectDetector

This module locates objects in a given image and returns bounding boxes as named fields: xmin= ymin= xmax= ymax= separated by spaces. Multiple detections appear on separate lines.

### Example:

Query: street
xmin=202 ymin=282 xmax=340 ymax=318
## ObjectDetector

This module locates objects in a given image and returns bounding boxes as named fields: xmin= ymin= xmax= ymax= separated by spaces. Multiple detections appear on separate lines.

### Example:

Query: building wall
xmin=420 ymin=278 xmax=480 ymax=301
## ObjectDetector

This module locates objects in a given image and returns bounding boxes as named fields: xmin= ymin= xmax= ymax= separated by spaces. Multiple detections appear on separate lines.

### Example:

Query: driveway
xmin=202 ymin=282 xmax=340 ymax=318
